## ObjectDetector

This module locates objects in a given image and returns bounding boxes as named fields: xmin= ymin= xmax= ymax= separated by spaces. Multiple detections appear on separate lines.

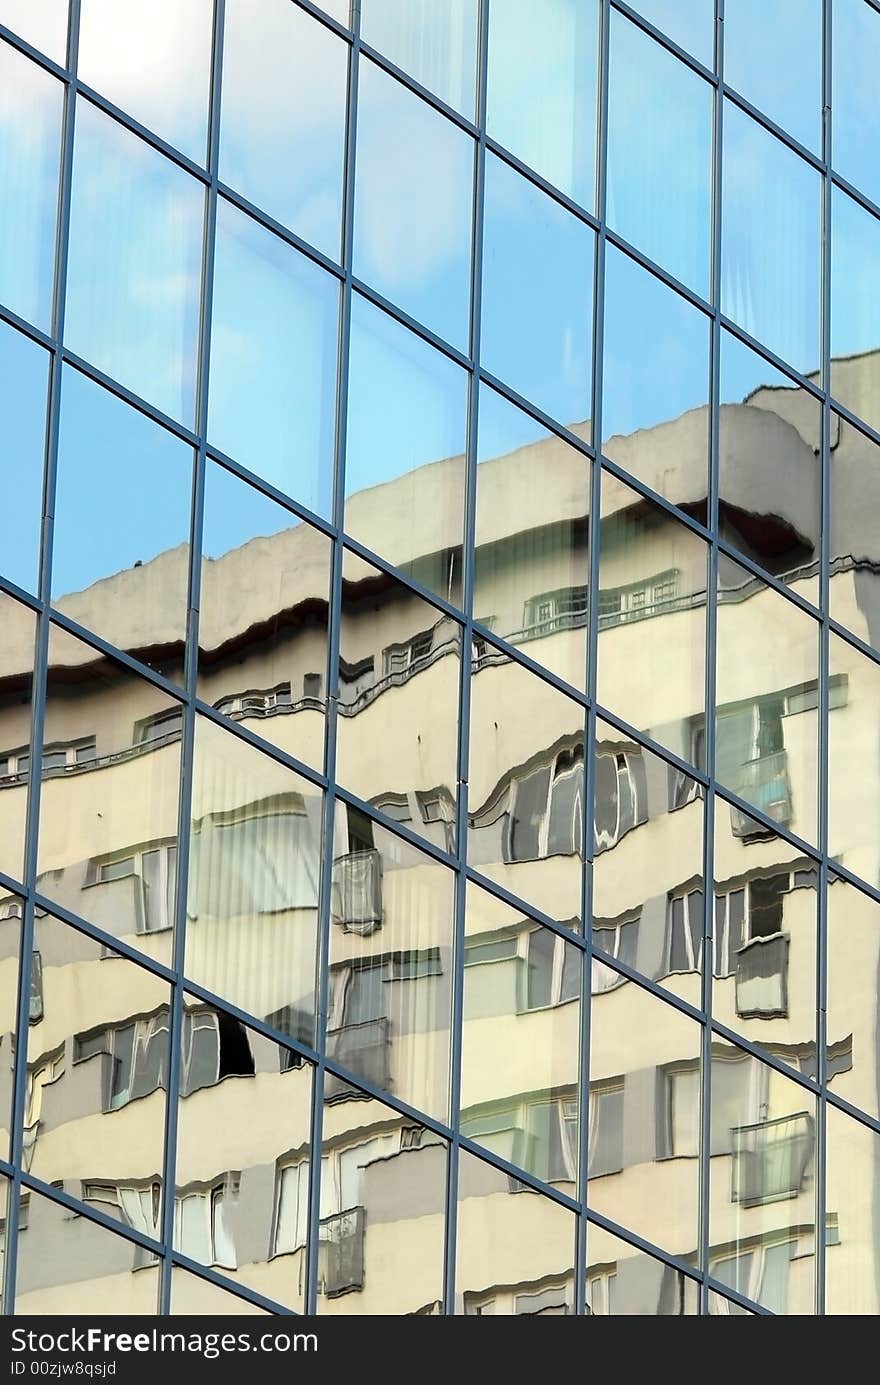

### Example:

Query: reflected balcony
xmin=731 ymin=1112 xmax=814 ymax=1208
xmin=735 ymin=933 xmax=789 ymax=1020
xmin=331 ymin=849 xmax=383 ymax=936
xmin=317 ymin=1206 xmax=365 ymax=1298
xmin=728 ymin=750 xmax=792 ymax=834
xmin=325 ymin=1017 xmax=391 ymax=1102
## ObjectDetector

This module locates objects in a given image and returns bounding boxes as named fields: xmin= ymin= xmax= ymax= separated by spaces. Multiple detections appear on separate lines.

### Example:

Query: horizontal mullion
xmin=350 ymin=276 xmax=473 ymax=371
xmin=191 ymin=696 xmax=329 ymax=792
xmin=168 ymin=1250 xmax=297 ymax=1315
xmin=46 ymin=607 xmax=187 ymax=700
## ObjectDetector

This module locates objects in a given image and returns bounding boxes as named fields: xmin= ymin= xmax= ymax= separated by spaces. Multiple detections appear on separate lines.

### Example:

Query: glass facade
xmin=0 ymin=0 xmax=879 ymax=1319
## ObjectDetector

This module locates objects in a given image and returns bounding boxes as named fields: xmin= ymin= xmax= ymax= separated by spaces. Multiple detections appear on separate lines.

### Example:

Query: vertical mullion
xmin=3 ymin=0 xmax=81 ymax=1317
xmin=305 ymin=0 xmax=362 ymax=1318
xmin=698 ymin=0 xmax=725 ymax=1317
xmin=158 ymin=0 xmax=226 ymax=1316
xmin=578 ymin=0 xmax=611 ymax=1318
xmin=815 ymin=0 xmax=833 ymax=1320
xmin=443 ymin=0 xmax=487 ymax=1318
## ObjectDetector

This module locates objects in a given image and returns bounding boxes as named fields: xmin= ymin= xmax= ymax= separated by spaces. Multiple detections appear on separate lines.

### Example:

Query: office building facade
xmin=0 ymin=0 xmax=879 ymax=1315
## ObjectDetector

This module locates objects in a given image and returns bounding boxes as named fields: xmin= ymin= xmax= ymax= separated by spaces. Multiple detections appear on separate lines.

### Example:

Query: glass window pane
xmin=318 ymin=1083 xmax=446 ymax=1313
xmin=826 ymin=1103 xmax=880 ymax=1314
xmin=456 ymin=1146 xmax=575 ymax=1314
xmin=27 ymin=914 xmax=170 ymax=1209
xmin=482 ymin=152 xmax=594 ymax=427
xmin=345 ymin=294 xmax=467 ymax=601
xmin=589 ymin=976 xmax=702 ymax=1256
xmin=186 ymin=714 xmax=322 ymax=1047
xmin=462 ymin=882 xmax=581 ymax=1186
xmin=0 ymin=0 xmax=68 ymax=63
xmin=475 ymin=385 xmax=590 ymax=692
xmin=361 ymin=0 xmax=477 ymax=117
xmin=0 ymin=319 xmax=48 ymax=595
xmin=52 ymin=368 xmax=193 ymax=672
xmin=328 ymin=810 xmax=454 ymax=1121
xmin=607 ymin=12 xmax=712 ymax=295
xmin=0 ymin=39 xmax=62 ymax=329
xmin=828 ymin=631 xmax=880 ymax=888
xmin=16 ymin=1187 xmax=160 ymax=1313
xmin=199 ymin=461 xmax=331 ymax=775
xmin=714 ymin=797 xmax=817 ymax=1074
xmin=592 ymin=717 xmax=703 ymax=1001
xmin=830 ymin=187 xmax=880 ymax=436
xmin=175 ymin=999 xmax=312 ymax=1310
xmin=830 ymin=409 xmax=880 ymax=649
xmin=602 ymin=246 xmax=710 ymax=509
xmin=468 ymin=647 xmax=585 ymax=926
xmin=0 ymin=900 xmax=21 ymax=1159
xmin=716 ymin=552 xmax=819 ymax=846
xmin=0 ymin=595 xmax=36 ymax=886
xmin=486 ymin=0 xmax=598 ymax=209
xmin=827 ymin=875 xmax=878 ymax=1122
xmin=832 ymin=0 xmax=880 ymax=205
xmin=725 ymin=0 xmax=822 ymax=153
xmin=353 ymin=58 xmax=473 ymax=351
xmin=65 ymin=101 xmax=204 ymax=424
xmin=633 ymin=0 xmax=714 ymax=66
xmin=721 ymin=102 xmax=821 ymax=375
xmin=208 ymin=198 xmax=338 ymax=520
xmin=171 ymin=1267 xmax=271 ymax=1315
xmin=78 ymin=0 xmax=212 ymax=162
xmin=35 ymin=626 xmax=182 ymax=964
xmin=220 ymin=0 xmax=347 ymax=259
xmin=719 ymin=329 xmax=821 ymax=604
xmin=586 ymin=1226 xmax=699 ymax=1315
xmin=336 ymin=550 xmax=460 ymax=855
xmin=598 ymin=470 xmax=707 ymax=767
xmin=708 ymin=1040 xmax=816 ymax=1315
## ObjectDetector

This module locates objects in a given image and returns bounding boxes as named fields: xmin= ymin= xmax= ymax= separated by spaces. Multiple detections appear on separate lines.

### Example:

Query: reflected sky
xmin=724 ymin=0 xmax=822 ymax=154
xmin=0 ymin=319 xmax=48 ymax=595
xmin=361 ymin=0 xmax=477 ymax=117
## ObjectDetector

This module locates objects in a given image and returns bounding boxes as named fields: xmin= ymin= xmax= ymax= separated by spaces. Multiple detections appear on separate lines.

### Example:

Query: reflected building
xmin=1 ymin=0 xmax=880 ymax=1320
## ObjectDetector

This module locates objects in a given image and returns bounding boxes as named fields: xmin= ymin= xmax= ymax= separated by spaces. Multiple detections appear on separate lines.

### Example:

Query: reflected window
xmin=188 ymin=793 xmax=320 ymax=920
xmin=666 ymin=888 xmax=704 ymax=975
xmin=92 ymin=840 xmax=178 ymax=935
xmin=174 ymin=1181 xmax=237 ymax=1270
xmin=524 ymin=927 xmax=580 ymax=1010
xmin=508 ymin=743 xmax=584 ymax=862
xmin=593 ymin=746 xmax=646 ymax=851
xmin=592 ymin=915 xmax=638 ymax=992
xmin=273 ymin=1161 xmax=309 ymax=1255
xmin=75 ymin=1009 xmax=170 ymax=1111
xmin=589 ymin=1084 xmax=624 ymax=1177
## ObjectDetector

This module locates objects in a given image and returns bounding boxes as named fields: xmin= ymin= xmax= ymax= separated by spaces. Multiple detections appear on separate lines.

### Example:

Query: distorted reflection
xmin=468 ymin=645 xmax=585 ymax=926
xmin=461 ymin=882 xmax=581 ymax=1187
xmin=474 ymin=384 xmax=590 ymax=692
xmin=318 ymin=1083 xmax=447 ymax=1315
xmin=716 ymin=552 xmax=819 ymax=847
xmin=345 ymin=293 xmax=467 ymax=602
xmin=826 ymin=874 xmax=879 ymax=1122
xmin=825 ymin=1102 xmax=880 ymax=1314
xmin=52 ymin=366 xmax=194 ymax=675
xmin=198 ymin=459 xmax=331 ymax=775
xmin=0 ymin=593 xmax=36 ymax=886
xmin=707 ymin=1040 xmax=816 ymax=1314
xmin=713 ymin=797 xmax=817 ymax=1074
xmin=591 ymin=717 xmax=703 ymax=1004
xmin=828 ymin=631 xmax=880 ymax=886
xmin=0 ymin=895 xmax=21 ymax=1160
xmin=597 ymin=470 xmax=708 ymax=767
xmin=185 ymin=715 xmax=322 ymax=1048
xmin=586 ymin=1226 xmax=699 ymax=1315
xmin=602 ymin=243 xmax=710 ymax=508
xmin=25 ymin=914 xmax=170 ymax=1227
xmin=327 ymin=802 xmax=455 ymax=1121
xmin=455 ymin=1147 xmax=576 ymax=1314
xmin=35 ymin=624 xmax=182 ymax=966
xmin=719 ymin=329 xmax=821 ymax=605
xmin=174 ymin=1000 xmax=312 ymax=1311
xmin=15 ymin=1186 xmax=160 ymax=1314
xmin=588 ymin=976 xmax=701 ymax=1258
xmin=336 ymin=549 xmax=460 ymax=851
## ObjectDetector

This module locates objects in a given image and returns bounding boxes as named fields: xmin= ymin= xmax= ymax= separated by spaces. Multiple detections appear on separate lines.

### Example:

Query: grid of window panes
xmin=1 ymin=0 xmax=879 ymax=1317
